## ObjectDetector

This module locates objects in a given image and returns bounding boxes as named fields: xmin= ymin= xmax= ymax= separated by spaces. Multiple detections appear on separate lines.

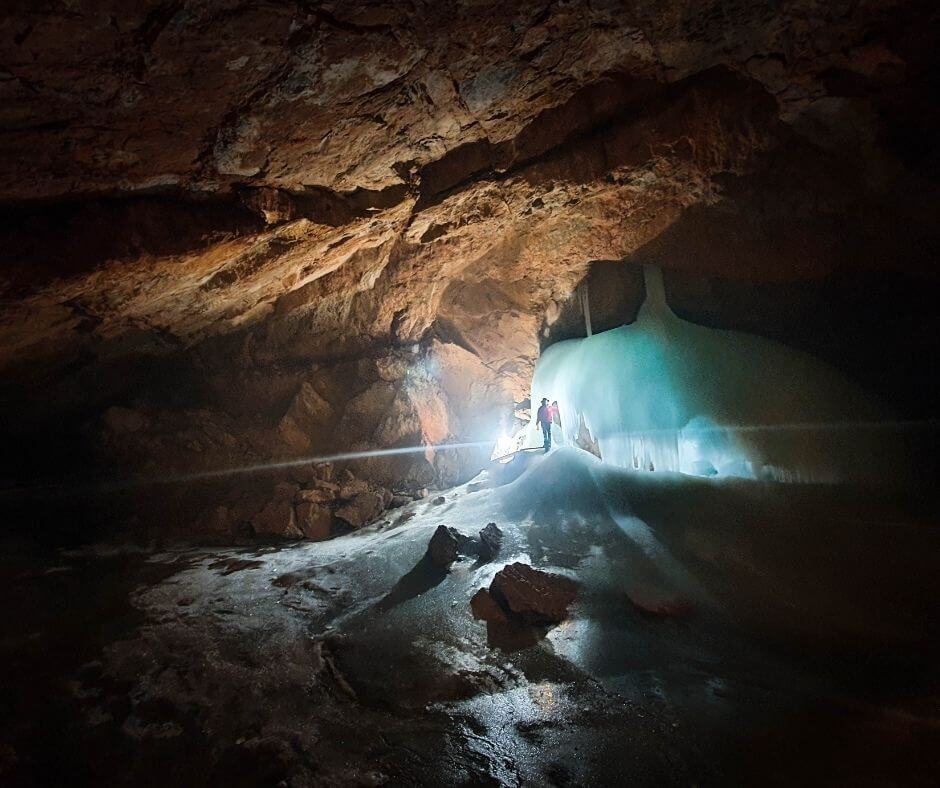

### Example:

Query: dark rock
xmin=626 ymin=582 xmax=694 ymax=617
xmin=272 ymin=481 xmax=300 ymax=501
xmin=431 ymin=495 xmax=446 ymax=505
xmin=470 ymin=588 xmax=508 ymax=623
xmin=425 ymin=525 xmax=459 ymax=567
xmin=389 ymin=494 xmax=412 ymax=509
xmin=452 ymin=530 xmax=479 ymax=557
xmin=339 ymin=477 xmax=372 ymax=499
xmin=488 ymin=563 xmax=578 ymax=625
xmin=478 ymin=523 xmax=503 ymax=562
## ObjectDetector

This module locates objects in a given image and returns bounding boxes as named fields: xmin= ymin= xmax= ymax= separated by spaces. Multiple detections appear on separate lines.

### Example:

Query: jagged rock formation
xmin=1 ymin=0 xmax=938 ymax=535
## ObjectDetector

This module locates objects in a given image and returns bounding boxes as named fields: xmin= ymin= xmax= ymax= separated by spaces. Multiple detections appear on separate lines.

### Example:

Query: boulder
xmin=252 ymin=499 xmax=303 ymax=539
xmin=339 ymin=477 xmax=372 ymax=499
xmin=478 ymin=523 xmax=503 ymax=562
xmin=273 ymin=481 xmax=300 ymax=501
xmin=278 ymin=382 xmax=333 ymax=452
xmin=313 ymin=480 xmax=341 ymax=496
xmin=487 ymin=563 xmax=578 ymax=625
xmin=335 ymin=491 xmax=385 ymax=529
xmin=425 ymin=525 xmax=459 ymax=567
xmin=295 ymin=502 xmax=333 ymax=541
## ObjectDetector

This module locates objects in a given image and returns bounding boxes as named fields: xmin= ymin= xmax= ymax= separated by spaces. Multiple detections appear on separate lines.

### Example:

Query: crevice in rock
xmin=413 ymin=65 xmax=777 ymax=212
xmin=0 ymin=192 xmax=265 ymax=297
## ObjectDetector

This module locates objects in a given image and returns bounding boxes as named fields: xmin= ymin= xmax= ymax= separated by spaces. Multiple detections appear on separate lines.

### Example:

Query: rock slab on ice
xmin=472 ymin=562 xmax=577 ymax=625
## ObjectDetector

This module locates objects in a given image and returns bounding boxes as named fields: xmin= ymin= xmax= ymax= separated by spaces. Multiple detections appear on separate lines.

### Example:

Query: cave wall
xmin=1 ymin=0 xmax=938 ymax=539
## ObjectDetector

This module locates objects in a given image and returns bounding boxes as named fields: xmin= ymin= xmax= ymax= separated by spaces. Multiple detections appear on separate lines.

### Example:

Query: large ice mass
xmin=526 ymin=267 xmax=895 ymax=484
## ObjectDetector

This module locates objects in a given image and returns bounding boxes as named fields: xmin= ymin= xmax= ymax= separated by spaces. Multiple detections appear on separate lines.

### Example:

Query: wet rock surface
xmin=470 ymin=587 xmax=511 ymax=624
xmin=4 ymin=460 xmax=939 ymax=787
xmin=423 ymin=521 xmax=504 ymax=569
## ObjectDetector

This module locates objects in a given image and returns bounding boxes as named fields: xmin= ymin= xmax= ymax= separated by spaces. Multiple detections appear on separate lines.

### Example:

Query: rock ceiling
xmin=1 ymin=0 xmax=938 ymax=507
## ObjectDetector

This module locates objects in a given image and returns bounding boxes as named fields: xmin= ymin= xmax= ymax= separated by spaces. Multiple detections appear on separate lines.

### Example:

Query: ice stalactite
xmin=528 ymin=266 xmax=898 ymax=483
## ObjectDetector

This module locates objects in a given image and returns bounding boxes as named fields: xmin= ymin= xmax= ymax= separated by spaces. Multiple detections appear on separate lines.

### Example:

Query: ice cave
xmin=526 ymin=266 xmax=895 ymax=483
xmin=1 ymin=2 xmax=940 ymax=786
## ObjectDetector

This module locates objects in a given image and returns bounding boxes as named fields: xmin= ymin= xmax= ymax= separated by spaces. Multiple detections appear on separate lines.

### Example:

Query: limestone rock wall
xmin=1 ymin=0 xmax=938 ymax=537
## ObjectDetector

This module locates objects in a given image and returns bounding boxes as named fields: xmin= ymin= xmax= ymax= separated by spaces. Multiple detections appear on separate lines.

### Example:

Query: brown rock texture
xmin=295 ymin=501 xmax=333 ymax=541
xmin=470 ymin=588 xmax=510 ymax=624
xmin=478 ymin=562 xmax=579 ymax=625
xmin=1 ymin=1 xmax=938 ymax=536
xmin=335 ymin=490 xmax=386 ymax=529
xmin=251 ymin=498 xmax=302 ymax=540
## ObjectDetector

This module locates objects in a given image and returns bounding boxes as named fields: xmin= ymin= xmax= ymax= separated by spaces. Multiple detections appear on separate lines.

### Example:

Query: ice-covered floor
xmin=3 ymin=448 xmax=940 ymax=786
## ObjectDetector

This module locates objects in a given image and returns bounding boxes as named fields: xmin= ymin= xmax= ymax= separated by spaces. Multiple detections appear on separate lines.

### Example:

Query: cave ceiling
xmin=1 ymin=0 xmax=938 ymax=401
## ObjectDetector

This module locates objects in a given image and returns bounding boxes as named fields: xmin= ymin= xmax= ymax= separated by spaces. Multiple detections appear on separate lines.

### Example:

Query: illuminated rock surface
xmin=2 ymin=1 xmax=940 ymax=525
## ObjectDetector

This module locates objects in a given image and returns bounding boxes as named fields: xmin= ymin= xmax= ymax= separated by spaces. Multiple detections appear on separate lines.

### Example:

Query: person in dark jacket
xmin=536 ymin=397 xmax=553 ymax=451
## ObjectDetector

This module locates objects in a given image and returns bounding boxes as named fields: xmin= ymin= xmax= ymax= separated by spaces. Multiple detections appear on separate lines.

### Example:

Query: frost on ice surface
xmin=528 ymin=267 xmax=898 ymax=483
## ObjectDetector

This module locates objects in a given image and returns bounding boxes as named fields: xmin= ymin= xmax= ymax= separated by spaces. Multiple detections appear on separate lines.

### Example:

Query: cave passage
xmin=2 ymin=0 xmax=940 ymax=785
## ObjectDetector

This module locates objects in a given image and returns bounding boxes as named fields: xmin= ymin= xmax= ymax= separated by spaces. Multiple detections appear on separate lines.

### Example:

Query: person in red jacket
xmin=536 ymin=398 xmax=553 ymax=451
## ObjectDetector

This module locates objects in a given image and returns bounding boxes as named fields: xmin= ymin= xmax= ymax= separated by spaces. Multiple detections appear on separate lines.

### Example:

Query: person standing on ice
xmin=537 ymin=398 xmax=554 ymax=451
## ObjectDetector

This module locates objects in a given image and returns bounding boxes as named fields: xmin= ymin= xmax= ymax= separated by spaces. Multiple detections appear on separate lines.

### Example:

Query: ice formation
xmin=524 ymin=267 xmax=896 ymax=483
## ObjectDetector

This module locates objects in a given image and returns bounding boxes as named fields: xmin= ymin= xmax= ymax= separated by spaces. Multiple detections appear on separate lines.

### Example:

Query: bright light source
xmin=491 ymin=426 xmax=529 ymax=463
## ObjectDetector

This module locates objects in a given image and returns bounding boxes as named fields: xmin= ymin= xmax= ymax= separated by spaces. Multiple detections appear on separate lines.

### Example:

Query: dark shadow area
xmin=492 ymin=448 xmax=940 ymax=784
xmin=372 ymin=555 xmax=448 ymax=613
xmin=663 ymin=268 xmax=940 ymax=422
xmin=0 ymin=192 xmax=264 ymax=297
xmin=0 ymin=545 xmax=199 ymax=787
xmin=542 ymin=259 xmax=646 ymax=347
xmin=484 ymin=620 xmax=547 ymax=652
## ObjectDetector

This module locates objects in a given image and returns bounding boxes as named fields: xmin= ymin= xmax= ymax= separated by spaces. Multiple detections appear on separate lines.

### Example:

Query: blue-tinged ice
xmin=527 ymin=267 xmax=894 ymax=483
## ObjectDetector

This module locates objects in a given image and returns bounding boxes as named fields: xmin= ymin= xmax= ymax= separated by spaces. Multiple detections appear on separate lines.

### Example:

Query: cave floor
xmin=2 ymin=456 xmax=940 ymax=787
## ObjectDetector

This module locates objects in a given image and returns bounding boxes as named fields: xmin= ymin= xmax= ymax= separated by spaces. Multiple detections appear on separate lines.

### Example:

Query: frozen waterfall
xmin=526 ymin=266 xmax=898 ymax=484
